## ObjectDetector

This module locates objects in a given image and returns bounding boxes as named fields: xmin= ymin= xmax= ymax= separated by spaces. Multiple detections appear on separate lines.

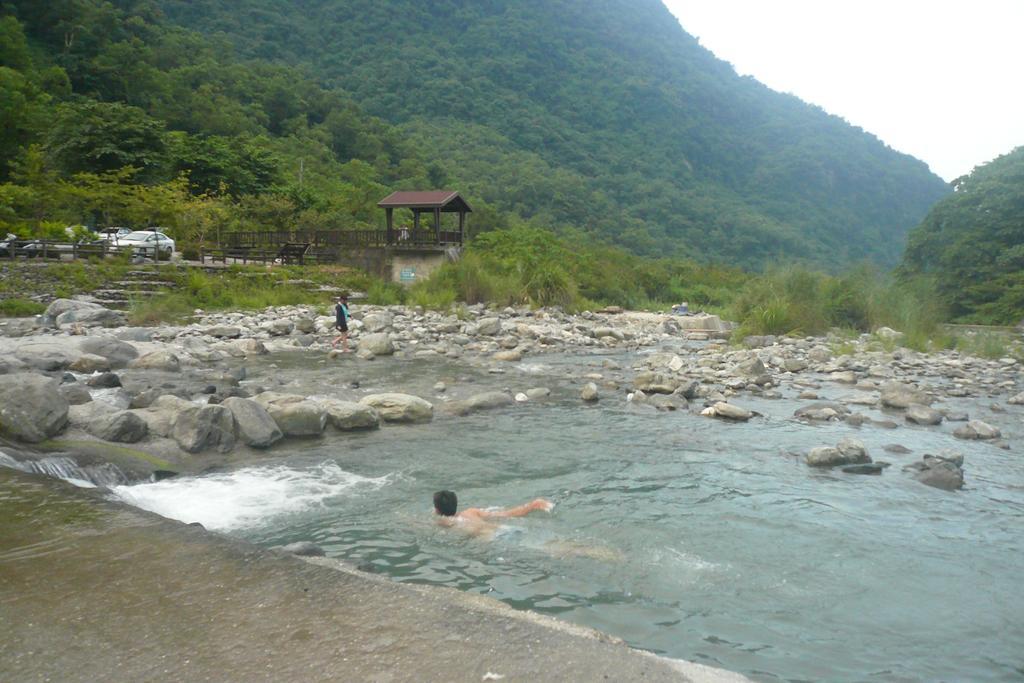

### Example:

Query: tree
xmin=44 ymin=100 xmax=166 ymax=177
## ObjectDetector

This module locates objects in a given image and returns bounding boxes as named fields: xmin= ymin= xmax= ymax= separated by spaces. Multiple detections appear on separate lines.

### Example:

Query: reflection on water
xmin=9 ymin=349 xmax=1024 ymax=681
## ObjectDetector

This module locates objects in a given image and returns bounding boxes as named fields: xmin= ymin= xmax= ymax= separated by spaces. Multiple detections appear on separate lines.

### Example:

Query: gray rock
xmin=444 ymin=391 xmax=514 ymax=416
xmin=360 ymin=393 xmax=433 ymax=423
xmin=0 ymin=373 xmax=69 ymax=442
xmin=525 ymin=387 xmax=551 ymax=400
xmin=69 ymin=353 xmax=112 ymax=373
xmin=262 ymin=320 xmax=295 ymax=336
xmin=841 ymin=462 xmax=889 ymax=475
xmin=294 ymin=318 xmax=316 ymax=334
xmin=130 ymin=351 xmax=181 ymax=372
xmin=362 ymin=312 xmax=394 ymax=333
xmin=883 ymin=444 xmax=912 ymax=454
xmin=783 ymin=358 xmax=808 ymax=373
xmin=736 ymin=357 xmax=767 ymax=377
xmin=358 ymin=333 xmax=395 ymax=356
xmin=221 ymin=397 xmax=283 ymax=448
xmin=633 ymin=372 xmax=679 ymax=394
xmin=13 ymin=340 xmax=79 ymax=371
xmin=880 ymin=382 xmax=930 ymax=409
xmin=829 ymin=370 xmax=858 ymax=384
xmin=492 ymin=349 xmax=523 ymax=362
xmin=806 ymin=438 xmax=871 ymax=467
xmin=77 ymin=337 xmax=139 ymax=368
xmin=807 ymin=346 xmax=832 ymax=363
xmin=906 ymin=403 xmax=943 ymax=426
xmin=172 ymin=404 xmax=236 ymax=453
xmin=953 ymin=420 xmax=1001 ymax=441
xmin=265 ymin=400 xmax=327 ymax=436
xmin=59 ymin=383 xmax=93 ymax=405
xmin=580 ymin=382 xmax=600 ymax=402
xmin=707 ymin=401 xmax=753 ymax=421
xmin=56 ymin=307 xmax=126 ymax=328
xmin=476 ymin=317 xmax=503 ymax=336
xmin=86 ymin=372 xmax=122 ymax=389
xmin=908 ymin=455 xmax=965 ymax=491
xmin=132 ymin=394 xmax=194 ymax=438
xmin=318 ymin=398 xmax=381 ymax=431
xmin=44 ymin=298 xmax=103 ymax=320
xmin=794 ymin=401 xmax=849 ymax=421
xmin=205 ymin=325 xmax=242 ymax=339
xmin=87 ymin=410 xmax=148 ymax=443
xmin=1008 ymin=392 xmax=1024 ymax=405
xmin=675 ymin=380 xmax=701 ymax=400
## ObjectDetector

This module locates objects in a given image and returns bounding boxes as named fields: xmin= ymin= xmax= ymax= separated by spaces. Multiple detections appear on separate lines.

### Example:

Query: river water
xmin=12 ymin=350 xmax=1024 ymax=681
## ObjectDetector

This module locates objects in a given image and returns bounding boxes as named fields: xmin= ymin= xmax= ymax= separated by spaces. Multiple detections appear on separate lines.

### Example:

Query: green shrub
xmin=366 ymin=280 xmax=406 ymax=305
xmin=0 ymin=298 xmax=46 ymax=317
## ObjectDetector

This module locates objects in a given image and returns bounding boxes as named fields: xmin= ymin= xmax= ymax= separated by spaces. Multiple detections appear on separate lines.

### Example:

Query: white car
xmin=98 ymin=227 xmax=132 ymax=244
xmin=119 ymin=230 xmax=176 ymax=258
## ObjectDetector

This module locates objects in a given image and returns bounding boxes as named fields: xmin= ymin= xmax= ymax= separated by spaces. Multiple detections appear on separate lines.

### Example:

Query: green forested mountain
xmin=901 ymin=147 xmax=1024 ymax=323
xmin=156 ymin=0 xmax=949 ymax=268
xmin=0 ymin=0 xmax=948 ymax=270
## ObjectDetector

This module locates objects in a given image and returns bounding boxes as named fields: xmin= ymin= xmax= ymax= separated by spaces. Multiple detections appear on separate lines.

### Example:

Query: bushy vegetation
xmin=0 ymin=297 xmax=45 ymax=316
xmin=727 ymin=264 xmax=947 ymax=345
xmin=901 ymin=146 xmax=1024 ymax=324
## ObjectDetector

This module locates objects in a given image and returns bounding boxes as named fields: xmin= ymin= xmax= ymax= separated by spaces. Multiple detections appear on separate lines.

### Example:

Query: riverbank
xmin=0 ymin=468 xmax=749 ymax=682
xmin=0 ymin=297 xmax=1019 ymax=489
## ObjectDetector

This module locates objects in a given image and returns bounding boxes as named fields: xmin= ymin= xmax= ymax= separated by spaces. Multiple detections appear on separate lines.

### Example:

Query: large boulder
xmin=702 ymin=402 xmax=753 ymax=421
xmin=130 ymin=351 xmax=181 ymax=372
xmin=0 ymin=373 xmax=69 ymax=442
xmin=261 ymin=320 xmax=295 ymax=336
xmin=360 ymin=393 xmax=433 ymax=423
xmin=221 ymin=397 xmax=283 ymax=448
xmin=172 ymin=404 xmax=236 ymax=453
xmin=806 ymin=437 xmax=871 ymax=467
xmin=444 ymin=391 xmax=514 ymax=416
xmin=580 ymin=383 xmax=600 ymax=402
xmin=953 ymin=420 xmax=1001 ymax=441
xmin=132 ymin=394 xmax=194 ymax=438
xmin=633 ymin=372 xmax=679 ymax=394
xmin=43 ymin=298 xmax=101 ymax=320
xmin=13 ymin=340 xmax=80 ymax=371
xmin=318 ymin=398 xmax=381 ymax=431
xmin=476 ymin=317 xmax=503 ymax=336
xmin=907 ymin=453 xmax=965 ymax=491
xmin=358 ymin=333 xmax=395 ymax=356
xmin=205 ymin=325 xmax=242 ymax=339
xmin=906 ymin=403 xmax=943 ymax=426
xmin=56 ymin=307 xmax=126 ymax=328
xmin=880 ymin=382 xmax=930 ymax=409
xmin=86 ymin=410 xmax=149 ymax=443
xmin=253 ymin=393 xmax=327 ymax=436
xmin=794 ymin=401 xmax=850 ymax=422
xmin=362 ymin=312 xmax=394 ymax=333
xmin=69 ymin=353 xmax=112 ymax=373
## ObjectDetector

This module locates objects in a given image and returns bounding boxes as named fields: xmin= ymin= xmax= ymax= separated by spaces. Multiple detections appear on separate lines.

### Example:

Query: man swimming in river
xmin=433 ymin=490 xmax=554 ymax=539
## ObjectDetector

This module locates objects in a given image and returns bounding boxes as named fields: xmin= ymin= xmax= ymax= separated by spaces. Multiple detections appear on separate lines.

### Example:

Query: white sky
xmin=662 ymin=0 xmax=1024 ymax=181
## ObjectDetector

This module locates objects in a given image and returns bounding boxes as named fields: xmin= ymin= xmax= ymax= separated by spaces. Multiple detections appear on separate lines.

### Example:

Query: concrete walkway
xmin=0 ymin=470 xmax=749 ymax=682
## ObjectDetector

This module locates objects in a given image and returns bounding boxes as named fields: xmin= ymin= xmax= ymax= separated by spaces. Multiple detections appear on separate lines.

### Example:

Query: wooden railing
xmin=223 ymin=229 xmax=463 ymax=249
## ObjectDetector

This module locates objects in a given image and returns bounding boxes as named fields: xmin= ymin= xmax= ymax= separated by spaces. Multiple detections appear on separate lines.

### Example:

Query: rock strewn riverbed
xmin=1 ymin=298 xmax=1021 ymax=494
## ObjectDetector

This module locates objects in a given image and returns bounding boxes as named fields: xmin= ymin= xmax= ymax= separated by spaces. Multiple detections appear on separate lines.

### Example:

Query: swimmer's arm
xmin=483 ymin=498 xmax=554 ymax=518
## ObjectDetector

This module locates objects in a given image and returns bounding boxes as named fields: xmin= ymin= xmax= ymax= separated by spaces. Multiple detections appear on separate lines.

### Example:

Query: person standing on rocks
xmin=331 ymin=295 xmax=350 ymax=351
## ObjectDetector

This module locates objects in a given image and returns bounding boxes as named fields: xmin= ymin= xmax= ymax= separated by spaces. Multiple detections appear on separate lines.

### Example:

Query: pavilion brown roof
xmin=377 ymin=191 xmax=472 ymax=211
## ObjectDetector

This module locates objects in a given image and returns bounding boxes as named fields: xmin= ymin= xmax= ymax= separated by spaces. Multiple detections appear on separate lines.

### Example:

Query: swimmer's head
xmin=433 ymin=490 xmax=457 ymax=516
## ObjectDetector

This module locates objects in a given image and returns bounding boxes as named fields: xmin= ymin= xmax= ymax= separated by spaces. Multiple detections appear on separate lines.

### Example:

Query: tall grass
xmin=729 ymin=264 xmax=947 ymax=345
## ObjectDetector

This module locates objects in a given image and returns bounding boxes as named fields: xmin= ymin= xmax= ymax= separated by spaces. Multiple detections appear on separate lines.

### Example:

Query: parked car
xmin=118 ymin=230 xmax=176 ymax=258
xmin=0 ymin=238 xmax=63 ymax=258
xmin=98 ymin=227 xmax=132 ymax=244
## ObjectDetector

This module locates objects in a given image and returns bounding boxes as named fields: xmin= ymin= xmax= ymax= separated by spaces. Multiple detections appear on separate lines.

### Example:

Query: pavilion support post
xmin=458 ymin=211 xmax=465 ymax=244
xmin=434 ymin=207 xmax=441 ymax=244
xmin=413 ymin=210 xmax=420 ymax=234
xmin=386 ymin=207 xmax=394 ymax=244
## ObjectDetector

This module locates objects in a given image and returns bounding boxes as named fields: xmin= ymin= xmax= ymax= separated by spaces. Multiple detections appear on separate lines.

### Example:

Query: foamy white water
xmin=111 ymin=462 xmax=393 ymax=531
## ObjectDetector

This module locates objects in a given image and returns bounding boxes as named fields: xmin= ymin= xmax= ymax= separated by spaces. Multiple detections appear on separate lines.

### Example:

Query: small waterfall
xmin=0 ymin=450 xmax=129 ymax=488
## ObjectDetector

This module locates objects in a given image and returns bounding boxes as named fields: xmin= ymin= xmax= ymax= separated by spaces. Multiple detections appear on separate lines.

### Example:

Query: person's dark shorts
xmin=335 ymin=320 xmax=348 ymax=332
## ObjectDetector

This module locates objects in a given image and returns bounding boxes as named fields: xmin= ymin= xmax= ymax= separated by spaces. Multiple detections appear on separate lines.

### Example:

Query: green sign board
xmin=399 ymin=267 xmax=416 ymax=282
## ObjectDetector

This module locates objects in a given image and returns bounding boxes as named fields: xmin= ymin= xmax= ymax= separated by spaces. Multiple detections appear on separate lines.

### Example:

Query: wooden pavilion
xmin=377 ymin=191 xmax=471 ymax=246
